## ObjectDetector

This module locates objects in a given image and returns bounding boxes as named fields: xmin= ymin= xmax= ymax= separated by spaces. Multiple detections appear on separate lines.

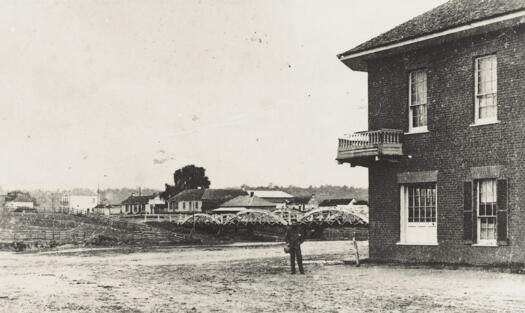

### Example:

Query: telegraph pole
xmin=51 ymin=192 xmax=56 ymax=241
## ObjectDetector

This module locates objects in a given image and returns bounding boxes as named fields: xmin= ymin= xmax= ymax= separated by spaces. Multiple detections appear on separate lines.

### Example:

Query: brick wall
xmin=367 ymin=25 xmax=525 ymax=265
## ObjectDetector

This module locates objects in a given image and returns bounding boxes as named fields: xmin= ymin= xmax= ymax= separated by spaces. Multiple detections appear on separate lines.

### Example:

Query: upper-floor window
xmin=474 ymin=55 xmax=497 ymax=124
xmin=408 ymin=70 xmax=427 ymax=132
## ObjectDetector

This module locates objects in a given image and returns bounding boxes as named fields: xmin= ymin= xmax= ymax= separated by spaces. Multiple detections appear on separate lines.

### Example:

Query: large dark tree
xmin=161 ymin=165 xmax=211 ymax=200
xmin=174 ymin=165 xmax=211 ymax=190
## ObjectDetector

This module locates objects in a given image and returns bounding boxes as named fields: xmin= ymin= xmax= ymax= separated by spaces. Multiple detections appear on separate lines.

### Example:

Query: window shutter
xmin=463 ymin=181 xmax=473 ymax=244
xmin=497 ymin=180 xmax=509 ymax=245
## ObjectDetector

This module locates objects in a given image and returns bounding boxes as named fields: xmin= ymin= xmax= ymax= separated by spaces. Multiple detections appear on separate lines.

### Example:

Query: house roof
xmin=167 ymin=189 xmax=246 ymax=203
xmin=167 ymin=189 xmax=205 ymax=202
xmin=339 ymin=0 xmax=525 ymax=58
xmin=247 ymin=190 xmax=294 ymax=199
xmin=202 ymin=189 xmax=247 ymax=201
xmin=7 ymin=193 xmax=33 ymax=203
xmin=6 ymin=191 xmax=33 ymax=203
xmin=218 ymin=195 xmax=276 ymax=208
xmin=289 ymin=196 xmax=312 ymax=205
xmin=121 ymin=194 xmax=156 ymax=205
xmin=319 ymin=198 xmax=354 ymax=207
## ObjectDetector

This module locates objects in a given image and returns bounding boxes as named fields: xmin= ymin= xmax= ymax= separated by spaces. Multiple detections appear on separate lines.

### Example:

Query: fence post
xmin=353 ymin=232 xmax=360 ymax=267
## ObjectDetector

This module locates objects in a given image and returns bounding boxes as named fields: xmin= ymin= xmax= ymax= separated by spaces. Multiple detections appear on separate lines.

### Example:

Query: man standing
xmin=285 ymin=224 xmax=305 ymax=274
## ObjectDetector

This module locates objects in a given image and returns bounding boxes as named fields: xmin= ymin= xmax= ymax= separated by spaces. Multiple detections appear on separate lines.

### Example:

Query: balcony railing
xmin=337 ymin=129 xmax=403 ymax=166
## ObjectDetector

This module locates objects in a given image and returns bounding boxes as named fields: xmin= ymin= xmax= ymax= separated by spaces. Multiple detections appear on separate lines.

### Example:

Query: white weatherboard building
xmin=60 ymin=195 xmax=98 ymax=214
xmin=5 ymin=201 xmax=34 ymax=211
xmin=3 ymin=192 xmax=35 ymax=212
xmin=145 ymin=194 xmax=166 ymax=214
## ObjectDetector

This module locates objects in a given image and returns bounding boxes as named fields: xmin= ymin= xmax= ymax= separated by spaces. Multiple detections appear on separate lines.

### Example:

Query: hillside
xmin=0 ymin=212 xmax=186 ymax=248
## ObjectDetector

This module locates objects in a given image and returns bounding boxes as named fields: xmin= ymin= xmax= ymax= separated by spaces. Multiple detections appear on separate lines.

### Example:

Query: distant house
xmin=121 ymin=194 xmax=155 ymax=215
xmin=146 ymin=194 xmax=166 ymax=214
xmin=60 ymin=194 xmax=98 ymax=214
xmin=167 ymin=189 xmax=205 ymax=213
xmin=319 ymin=198 xmax=356 ymax=208
xmin=5 ymin=191 xmax=34 ymax=212
xmin=285 ymin=195 xmax=319 ymax=212
xmin=247 ymin=190 xmax=294 ymax=208
xmin=213 ymin=194 xmax=277 ymax=214
xmin=167 ymin=189 xmax=247 ymax=214
xmin=120 ymin=194 xmax=166 ymax=215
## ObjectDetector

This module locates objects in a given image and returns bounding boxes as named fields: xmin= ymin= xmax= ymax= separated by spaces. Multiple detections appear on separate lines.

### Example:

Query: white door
xmin=400 ymin=184 xmax=437 ymax=244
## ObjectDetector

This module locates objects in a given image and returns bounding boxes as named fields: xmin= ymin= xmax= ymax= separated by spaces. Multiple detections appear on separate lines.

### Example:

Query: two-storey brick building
xmin=337 ymin=0 xmax=525 ymax=265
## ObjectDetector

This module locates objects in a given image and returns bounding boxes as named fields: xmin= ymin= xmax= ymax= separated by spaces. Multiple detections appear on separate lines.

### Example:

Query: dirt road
xmin=1 ymin=241 xmax=524 ymax=312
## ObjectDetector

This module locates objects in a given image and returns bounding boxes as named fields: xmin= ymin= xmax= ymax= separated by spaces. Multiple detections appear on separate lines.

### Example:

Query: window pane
xmin=479 ymin=217 xmax=497 ymax=240
xmin=410 ymin=70 xmax=427 ymax=106
xmin=411 ymin=104 xmax=427 ymax=127
xmin=405 ymin=183 xmax=436 ymax=223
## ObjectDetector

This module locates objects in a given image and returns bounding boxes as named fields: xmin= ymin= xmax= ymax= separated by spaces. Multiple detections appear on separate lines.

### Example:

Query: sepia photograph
xmin=1 ymin=0 xmax=525 ymax=312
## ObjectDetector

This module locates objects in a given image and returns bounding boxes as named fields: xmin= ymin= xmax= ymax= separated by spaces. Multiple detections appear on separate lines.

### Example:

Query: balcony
xmin=336 ymin=129 xmax=404 ymax=167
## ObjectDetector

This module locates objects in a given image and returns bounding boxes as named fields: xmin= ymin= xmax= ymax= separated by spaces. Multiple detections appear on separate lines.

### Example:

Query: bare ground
xmin=1 ymin=241 xmax=525 ymax=312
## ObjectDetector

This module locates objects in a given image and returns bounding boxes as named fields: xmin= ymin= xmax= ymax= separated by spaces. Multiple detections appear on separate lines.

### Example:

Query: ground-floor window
xmin=464 ymin=178 xmax=508 ymax=245
xmin=400 ymin=183 xmax=437 ymax=244
xmin=477 ymin=179 xmax=497 ymax=244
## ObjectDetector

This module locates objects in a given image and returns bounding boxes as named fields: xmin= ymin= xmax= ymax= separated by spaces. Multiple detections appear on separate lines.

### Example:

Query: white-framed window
xmin=476 ymin=179 xmax=497 ymax=245
xmin=408 ymin=70 xmax=428 ymax=132
xmin=474 ymin=55 xmax=497 ymax=124
xmin=400 ymin=183 xmax=437 ymax=244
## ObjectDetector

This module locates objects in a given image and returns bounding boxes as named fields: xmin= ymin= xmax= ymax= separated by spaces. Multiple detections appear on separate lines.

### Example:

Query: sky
xmin=0 ymin=0 xmax=447 ymax=191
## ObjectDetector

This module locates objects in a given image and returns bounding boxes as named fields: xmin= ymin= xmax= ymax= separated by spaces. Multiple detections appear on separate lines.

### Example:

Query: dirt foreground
xmin=1 ymin=241 xmax=525 ymax=312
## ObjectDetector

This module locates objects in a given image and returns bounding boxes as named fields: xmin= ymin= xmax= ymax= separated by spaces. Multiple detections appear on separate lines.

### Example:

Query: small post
xmin=189 ymin=207 xmax=196 ymax=239
xmin=353 ymin=231 xmax=360 ymax=267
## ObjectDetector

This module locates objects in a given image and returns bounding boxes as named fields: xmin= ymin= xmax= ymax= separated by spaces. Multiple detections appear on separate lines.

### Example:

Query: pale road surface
xmin=1 ymin=241 xmax=525 ymax=312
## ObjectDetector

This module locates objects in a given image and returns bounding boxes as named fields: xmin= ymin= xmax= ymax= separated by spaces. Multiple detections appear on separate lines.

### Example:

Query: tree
xmin=174 ymin=165 xmax=211 ymax=190
xmin=161 ymin=165 xmax=211 ymax=200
